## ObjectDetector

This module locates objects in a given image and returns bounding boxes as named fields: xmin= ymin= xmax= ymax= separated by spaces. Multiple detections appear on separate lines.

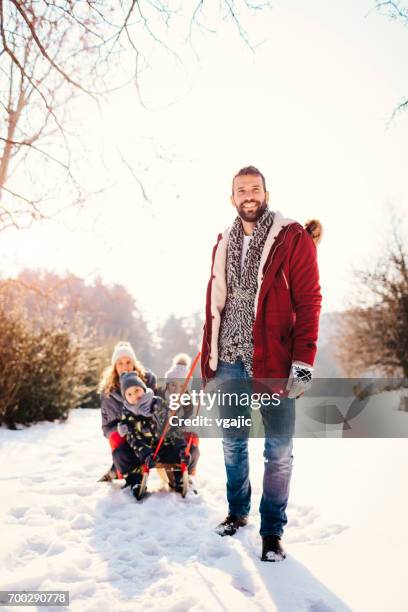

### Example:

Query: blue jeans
xmin=215 ymin=359 xmax=295 ymax=537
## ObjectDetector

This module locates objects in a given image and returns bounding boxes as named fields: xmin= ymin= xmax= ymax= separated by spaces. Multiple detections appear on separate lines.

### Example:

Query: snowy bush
xmin=75 ymin=342 xmax=112 ymax=410
xmin=0 ymin=299 xmax=100 ymax=428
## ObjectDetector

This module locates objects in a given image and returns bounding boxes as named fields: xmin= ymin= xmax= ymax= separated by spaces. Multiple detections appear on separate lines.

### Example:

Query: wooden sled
xmin=137 ymin=462 xmax=189 ymax=500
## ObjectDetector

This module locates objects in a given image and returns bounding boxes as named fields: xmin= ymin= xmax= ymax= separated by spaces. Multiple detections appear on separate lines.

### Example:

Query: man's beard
xmin=236 ymin=198 xmax=268 ymax=223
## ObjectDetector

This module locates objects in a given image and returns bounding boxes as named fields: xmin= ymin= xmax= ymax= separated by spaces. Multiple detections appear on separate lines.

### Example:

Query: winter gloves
xmin=144 ymin=454 xmax=157 ymax=470
xmin=286 ymin=361 xmax=314 ymax=399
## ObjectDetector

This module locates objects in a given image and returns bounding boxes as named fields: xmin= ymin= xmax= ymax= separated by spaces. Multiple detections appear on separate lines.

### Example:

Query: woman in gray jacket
xmin=98 ymin=341 xmax=157 ymax=483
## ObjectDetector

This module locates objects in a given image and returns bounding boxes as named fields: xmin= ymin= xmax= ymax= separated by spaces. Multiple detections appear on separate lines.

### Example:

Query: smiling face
xmin=115 ymin=357 xmax=134 ymax=377
xmin=125 ymin=385 xmax=145 ymax=405
xmin=231 ymin=173 xmax=269 ymax=224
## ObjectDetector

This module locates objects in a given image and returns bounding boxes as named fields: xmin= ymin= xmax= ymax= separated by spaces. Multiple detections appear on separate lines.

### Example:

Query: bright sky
xmin=2 ymin=0 xmax=408 ymax=327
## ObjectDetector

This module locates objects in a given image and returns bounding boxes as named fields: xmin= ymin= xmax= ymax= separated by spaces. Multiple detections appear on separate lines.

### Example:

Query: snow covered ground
xmin=1 ymin=406 xmax=408 ymax=612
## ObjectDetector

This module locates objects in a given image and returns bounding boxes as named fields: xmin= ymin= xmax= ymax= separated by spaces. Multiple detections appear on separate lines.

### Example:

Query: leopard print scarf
xmin=218 ymin=207 xmax=274 ymax=376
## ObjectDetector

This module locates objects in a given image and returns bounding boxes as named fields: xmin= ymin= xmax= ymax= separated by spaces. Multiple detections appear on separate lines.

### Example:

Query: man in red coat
xmin=201 ymin=166 xmax=322 ymax=562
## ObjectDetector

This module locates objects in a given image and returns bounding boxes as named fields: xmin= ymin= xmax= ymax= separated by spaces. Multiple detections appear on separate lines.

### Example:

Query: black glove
xmin=144 ymin=454 xmax=157 ymax=470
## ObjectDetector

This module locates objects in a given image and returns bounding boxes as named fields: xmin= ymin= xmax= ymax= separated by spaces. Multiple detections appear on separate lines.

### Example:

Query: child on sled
xmin=118 ymin=370 xmax=189 ymax=499
xmin=157 ymin=353 xmax=200 ymax=490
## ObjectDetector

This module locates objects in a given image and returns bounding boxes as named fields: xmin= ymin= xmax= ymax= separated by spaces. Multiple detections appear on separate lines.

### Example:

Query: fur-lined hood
xmin=304 ymin=219 xmax=323 ymax=245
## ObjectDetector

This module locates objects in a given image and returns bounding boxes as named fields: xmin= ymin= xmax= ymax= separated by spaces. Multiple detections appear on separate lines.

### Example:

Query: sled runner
xmin=134 ymin=462 xmax=189 ymax=501
xmin=98 ymin=465 xmax=118 ymax=482
xmin=98 ymin=465 xmax=172 ymax=486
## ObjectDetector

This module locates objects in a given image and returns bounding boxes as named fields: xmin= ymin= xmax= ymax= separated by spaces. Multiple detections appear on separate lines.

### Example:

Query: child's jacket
xmin=120 ymin=395 xmax=186 ymax=462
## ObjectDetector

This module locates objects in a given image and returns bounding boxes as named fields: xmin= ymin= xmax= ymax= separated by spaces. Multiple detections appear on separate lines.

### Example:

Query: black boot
xmin=172 ymin=468 xmax=183 ymax=494
xmin=125 ymin=472 xmax=143 ymax=500
xmin=261 ymin=535 xmax=286 ymax=562
xmin=130 ymin=481 xmax=143 ymax=500
xmin=215 ymin=514 xmax=248 ymax=536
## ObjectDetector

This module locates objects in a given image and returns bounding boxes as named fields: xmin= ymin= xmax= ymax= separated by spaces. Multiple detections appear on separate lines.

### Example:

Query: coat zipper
xmin=204 ymin=332 xmax=211 ymax=368
xmin=281 ymin=268 xmax=289 ymax=290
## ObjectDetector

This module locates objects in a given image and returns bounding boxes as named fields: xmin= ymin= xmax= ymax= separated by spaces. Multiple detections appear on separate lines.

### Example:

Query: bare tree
xmin=0 ymin=0 xmax=271 ymax=232
xmin=374 ymin=1 xmax=408 ymax=118
xmin=336 ymin=222 xmax=408 ymax=377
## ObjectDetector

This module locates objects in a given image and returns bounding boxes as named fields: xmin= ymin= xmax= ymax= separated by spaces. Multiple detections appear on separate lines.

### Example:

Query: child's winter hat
xmin=111 ymin=342 xmax=137 ymax=367
xmin=120 ymin=371 xmax=147 ymax=396
xmin=165 ymin=353 xmax=191 ymax=382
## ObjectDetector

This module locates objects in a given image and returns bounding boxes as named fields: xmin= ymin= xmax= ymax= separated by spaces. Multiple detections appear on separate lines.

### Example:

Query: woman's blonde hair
xmin=98 ymin=346 xmax=146 ymax=396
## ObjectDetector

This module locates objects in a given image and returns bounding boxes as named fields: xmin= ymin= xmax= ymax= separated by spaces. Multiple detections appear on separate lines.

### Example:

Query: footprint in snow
xmin=166 ymin=597 xmax=200 ymax=612
xmin=8 ymin=506 xmax=30 ymax=520
xmin=6 ymin=534 xmax=64 ymax=570
xmin=197 ymin=539 xmax=231 ymax=560
xmin=43 ymin=484 xmax=92 ymax=496
xmin=285 ymin=503 xmax=349 ymax=545
xmin=27 ymin=474 xmax=47 ymax=483
xmin=70 ymin=513 xmax=94 ymax=529
xmin=308 ymin=598 xmax=337 ymax=612
xmin=140 ymin=539 xmax=161 ymax=556
xmin=44 ymin=504 xmax=67 ymax=520
xmin=231 ymin=571 xmax=256 ymax=597
xmin=18 ymin=506 xmax=48 ymax=526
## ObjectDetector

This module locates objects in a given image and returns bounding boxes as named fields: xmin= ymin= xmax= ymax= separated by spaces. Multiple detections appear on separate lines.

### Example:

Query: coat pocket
xmin=265 ymin=310 xmax=295 ymax=338
xmin=264 ymin=311 xmax=295 ymax=366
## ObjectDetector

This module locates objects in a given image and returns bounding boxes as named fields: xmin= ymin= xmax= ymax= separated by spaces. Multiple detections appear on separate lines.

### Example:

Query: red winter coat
xmin=201 ymin=211 xmax=322 ymax=384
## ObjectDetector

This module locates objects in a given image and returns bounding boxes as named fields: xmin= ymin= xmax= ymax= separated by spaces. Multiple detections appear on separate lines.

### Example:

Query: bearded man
xmin=201 ymin=165 xmax=322 ymax=562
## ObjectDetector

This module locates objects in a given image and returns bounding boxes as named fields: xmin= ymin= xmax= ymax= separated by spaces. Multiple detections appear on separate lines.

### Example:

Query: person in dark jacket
xmin=98 ymin=341 xmax=157 ymax=482
xmin=157 ymin=353 xmax=200 ymax=487
xmin=118 ymin=371 xmax=188 ymax=498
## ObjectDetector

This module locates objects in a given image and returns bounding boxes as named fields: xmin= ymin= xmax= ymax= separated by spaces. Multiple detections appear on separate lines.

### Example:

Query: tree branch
xmin=9 ymin=0 xmax=97 ymax=97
